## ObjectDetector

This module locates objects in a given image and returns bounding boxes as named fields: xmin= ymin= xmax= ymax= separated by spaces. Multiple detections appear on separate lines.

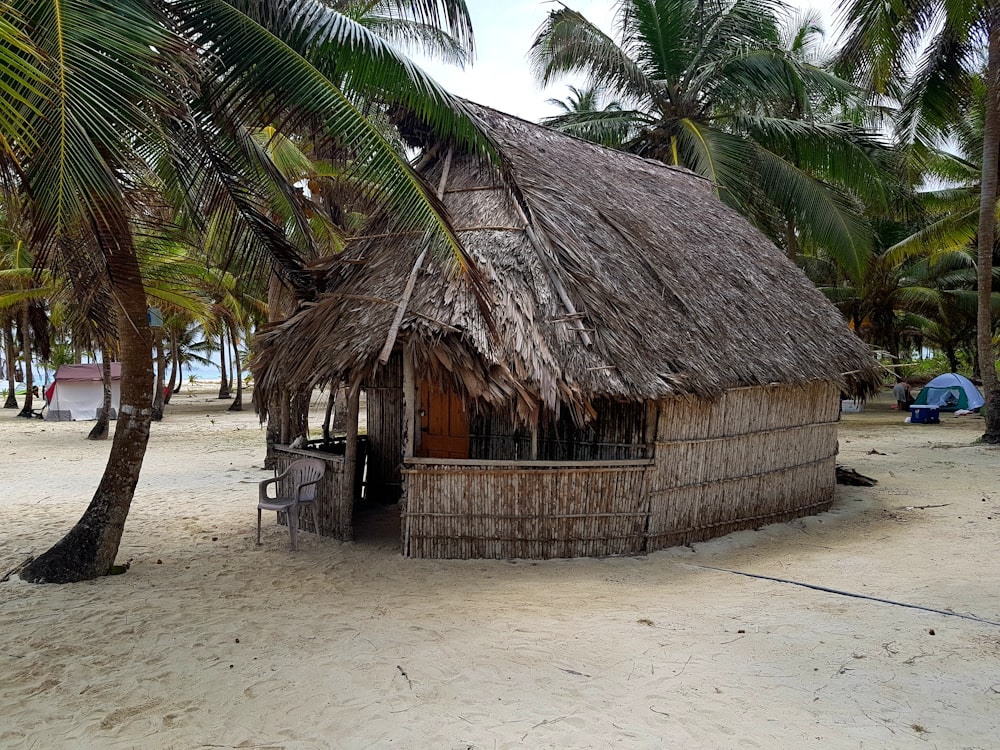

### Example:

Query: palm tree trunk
xmin=3 ymin=320 xmax=18 ymax=409
xmin=174 ymin=355 xmax=184 ymax=394
xmin=945 ymin=343 xmax=960 ymax=375
xmin=322 ymin=384 xmax=339 ymax=445
xmin=292 ymin=389 xmax=310 ymax=442
xmin=20 ymin=237 xmax=154 ymax=583
xmin=228 ymin=322 xmax=243 ymax=411
xmin=16 ymin=306 xmax=34 ymax=418
xmin=87 ymin=353 xmax=112 ymax=441
xmin=978 ymin=19 xmax=1000 ymax=443
xmin=783 ymin=217 xmax=800 ymax=263
xmin=164 ymin=327 xmax=178 ymax=405
xmin=217 ymin=327 xmax=230 ymax=399
xmin=152 ymin=334 xmax=166 ymax=420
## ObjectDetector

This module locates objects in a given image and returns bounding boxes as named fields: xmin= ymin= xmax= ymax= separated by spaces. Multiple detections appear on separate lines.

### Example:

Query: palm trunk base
xmin=4 ymin=395 xmax=17 ymax=408
xmin=18 ymin=502 xmax=124 ymax=583
xmin=982 ymin=387 xmax=1000 ymax=444
xmin=87 ymin=416 xmax=110 ymax=440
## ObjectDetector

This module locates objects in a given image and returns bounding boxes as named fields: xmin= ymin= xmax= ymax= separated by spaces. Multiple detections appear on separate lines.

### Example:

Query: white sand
xmin=1 ymin=387 xmax=998 ymax=749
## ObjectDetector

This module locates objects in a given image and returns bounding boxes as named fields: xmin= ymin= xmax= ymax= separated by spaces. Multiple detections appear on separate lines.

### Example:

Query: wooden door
xmin=418 ymin=380 xmax=469 ymax=459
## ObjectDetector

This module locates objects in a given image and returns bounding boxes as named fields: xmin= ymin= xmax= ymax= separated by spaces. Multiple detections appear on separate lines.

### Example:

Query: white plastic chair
xmin=257 ymin=458 xmax=325 ymax=550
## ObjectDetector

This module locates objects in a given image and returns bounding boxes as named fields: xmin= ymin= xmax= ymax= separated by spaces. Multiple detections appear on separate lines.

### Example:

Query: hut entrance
xmin=418 ymin=380 xmax=469 ymax=459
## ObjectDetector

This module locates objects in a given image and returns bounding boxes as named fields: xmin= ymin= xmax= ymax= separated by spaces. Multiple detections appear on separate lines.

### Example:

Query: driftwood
xmin=836 ymin=465 xmax=877 ymax=486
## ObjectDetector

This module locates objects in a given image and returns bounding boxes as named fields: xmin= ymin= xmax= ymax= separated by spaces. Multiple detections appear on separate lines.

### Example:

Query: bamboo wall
xmin=646 ymin=381 xmax=840 ymax=550
xmin=399 ymin=382 xmax=840 ymax=559
xmin=401 ymin=459 xmax=651 ymax=559
xmin=364 ymin=353 xmax=404 ymax=503
xmin=273 ymin=447 xmax=351 ymax=540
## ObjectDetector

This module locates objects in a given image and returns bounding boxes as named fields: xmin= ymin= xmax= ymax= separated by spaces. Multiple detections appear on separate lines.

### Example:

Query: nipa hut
xmin=251 ymin=103 xmax=880 ymax=559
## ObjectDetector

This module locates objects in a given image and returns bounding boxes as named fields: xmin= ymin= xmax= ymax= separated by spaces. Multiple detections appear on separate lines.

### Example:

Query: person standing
xmin=893 ymin=377 xmax=911 ymax=411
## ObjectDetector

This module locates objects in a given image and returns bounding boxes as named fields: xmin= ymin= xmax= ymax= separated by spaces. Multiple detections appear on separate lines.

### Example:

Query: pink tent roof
xmin=53 ymin=363 xmax=122 ymax=382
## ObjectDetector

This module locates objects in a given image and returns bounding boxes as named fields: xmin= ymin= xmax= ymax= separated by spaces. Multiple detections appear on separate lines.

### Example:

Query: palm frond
xmin=173 ymin=0 xmax=482 ymax=272
xmin=540 ymin=108 xmax=642 ymax=148
xmin=886 ymin=208 xmax=979 ymax=265
xmin=529 ymin=7 xmax=654 ymax=106
xmin=748 ymin=140 xmax=873 ymax=281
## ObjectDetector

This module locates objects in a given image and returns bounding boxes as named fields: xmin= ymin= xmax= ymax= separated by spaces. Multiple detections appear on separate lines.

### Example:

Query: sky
xmin=416 ymin=0 xmax=842 ymax=123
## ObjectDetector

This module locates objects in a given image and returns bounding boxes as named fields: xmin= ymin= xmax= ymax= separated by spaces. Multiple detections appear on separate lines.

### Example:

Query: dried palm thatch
xmin=252 ymin=103 xmax=880 ymax=420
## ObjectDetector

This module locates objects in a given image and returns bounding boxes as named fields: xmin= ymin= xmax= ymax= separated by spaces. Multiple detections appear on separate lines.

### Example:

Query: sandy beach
xmin=1 ymin=386 xmax=998 ymax=749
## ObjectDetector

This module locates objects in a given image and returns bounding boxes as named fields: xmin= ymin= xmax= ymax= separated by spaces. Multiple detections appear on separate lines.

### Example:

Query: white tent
xmin=45 ymin=363 xmax=121 ymax=421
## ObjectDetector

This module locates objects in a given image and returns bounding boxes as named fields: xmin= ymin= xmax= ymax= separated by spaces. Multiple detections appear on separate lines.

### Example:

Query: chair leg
xmin=288 ymin=506 xmax=298 ymax=551
xmin=257 ymin=508 xmax=262 ymax=545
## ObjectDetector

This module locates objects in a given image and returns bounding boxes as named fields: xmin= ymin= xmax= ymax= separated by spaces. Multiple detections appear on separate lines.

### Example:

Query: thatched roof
xmin=252 ymin=104 xmax=880 ymax=420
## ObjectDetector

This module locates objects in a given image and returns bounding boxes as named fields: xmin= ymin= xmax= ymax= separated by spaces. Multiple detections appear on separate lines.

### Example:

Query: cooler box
xmin=909 ymin=405 xmax=940 ymax=424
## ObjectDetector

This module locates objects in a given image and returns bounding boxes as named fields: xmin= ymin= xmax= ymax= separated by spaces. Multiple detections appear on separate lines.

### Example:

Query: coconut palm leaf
xmin=15 ymin=0 xmax=185 ymax=254
xmin=172 ymin=0 xmax=486 ymax=273
xmin=726 ymin=115 xmax=895 ymax=209
xmin=529 ymin=7 xmax=652 ymax=103
xmin=0 ymin=2 xmax=47 ymax=150
xmin=540 ymin=108 xmax=641 ymax=149
xmin=532 ymin=0 xmax=895 ymax=266
xmin=325 ymin=0 xmax=475 ymax=56
xmin=344 ymin=17 xmax=469 ymax=64
xmin=886 ymin=208 xmax=981 ymax=265
xmin=747 ymin=140 xmax=872 ymax=280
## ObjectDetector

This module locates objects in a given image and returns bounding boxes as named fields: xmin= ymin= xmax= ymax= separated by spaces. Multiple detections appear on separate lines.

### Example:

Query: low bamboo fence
xmin=401 ymin=458 xmax=652 ymax=559
xmin=273 ymin=447 xmax=350 ymax=540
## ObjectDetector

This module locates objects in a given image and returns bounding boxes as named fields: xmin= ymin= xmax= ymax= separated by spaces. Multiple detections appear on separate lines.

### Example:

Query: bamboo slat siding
xmin=273 ymin=447 xmax=351 ymax=540
xmin=656 ymin=382 xmax=841 ymax=441
xmin=364 ymin=352 xmax=404 ymax=503
xmin=400 ymin=382 xmax=840 ymax=559
xmin=646 ymin=382 xmax=840 ymax=550
xmin=401 ymin=461 xmax=651 ymax=559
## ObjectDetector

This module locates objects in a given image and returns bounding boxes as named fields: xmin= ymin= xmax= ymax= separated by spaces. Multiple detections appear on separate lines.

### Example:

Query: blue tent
xmin=912 ymin=373 xmax=984 ymax=411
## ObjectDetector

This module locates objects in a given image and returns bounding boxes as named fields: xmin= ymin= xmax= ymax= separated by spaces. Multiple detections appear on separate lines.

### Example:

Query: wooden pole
xmin=340 ymin=377 xmax=362 ymax=539
xmin=403 ymin=350 xmax=416 ymax=459
xmin=378 ymin=147 xmax=454 ymax=365
xmin=509 ymin=200 xmax=593 ymax=347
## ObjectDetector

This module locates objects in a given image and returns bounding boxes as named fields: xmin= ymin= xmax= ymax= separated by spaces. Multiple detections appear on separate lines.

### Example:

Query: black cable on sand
xmin=691 ymin=564 xmax=1000 ymax=628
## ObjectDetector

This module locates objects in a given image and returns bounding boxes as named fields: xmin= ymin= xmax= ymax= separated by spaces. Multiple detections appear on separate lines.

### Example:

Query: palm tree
xmin=168 ymin=319 xmax=216 ymax=395
xmin=836 ymin=0 xmax=1000 ymax=441
xmin=883 ymin=103 xmax=1000 ymax=376
xmin=2 ymin=0 xmax=483 ymax=583
xmin=897 ymin=252 xmax=983 ymax=373
xmin=0 ymin=204 xmax=56 ymax=418
xmin=326 ymin=0 xmax=474 ymax=64
xmin=541 ymin=84 xmax=630 ymax=147
xmin=2 ymin=317 xmax=17 ymax=408
xmin=529 ymin=0 xmax=898 ymax=278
